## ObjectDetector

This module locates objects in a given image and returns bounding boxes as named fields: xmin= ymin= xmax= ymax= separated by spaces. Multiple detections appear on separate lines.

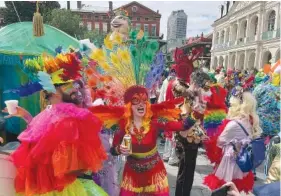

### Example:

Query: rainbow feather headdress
xmin=5 ymin=53 xmax=82 ymax=97
xmin=87 ymin=30 xmax=164 ymax=105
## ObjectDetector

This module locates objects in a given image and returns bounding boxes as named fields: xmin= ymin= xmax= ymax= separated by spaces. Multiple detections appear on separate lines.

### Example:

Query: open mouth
xmin=111 ymin=22 xmax=122 ymax=28
xmin=137 ymin=107 xmax=145 ymax=114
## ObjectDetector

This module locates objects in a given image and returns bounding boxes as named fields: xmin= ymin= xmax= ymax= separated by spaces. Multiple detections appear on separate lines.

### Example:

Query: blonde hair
xmin=228 ymin=92 xmax=261 ymax=137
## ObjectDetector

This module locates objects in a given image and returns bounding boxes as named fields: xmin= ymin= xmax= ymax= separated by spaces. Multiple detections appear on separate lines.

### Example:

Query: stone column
xmin=245 ymin=15 xmax=250 ymax=41
xmin=237 ymin=20 xmax=242 ymax=40
xmin=212 ymin=30 xmax=216 ymax=47
xmin=244 ymin=50 xmax=249 ymax=70
xmin=254 ymin=47 xmax=259 ymax=69
xmin=260 ymin=2 xmax=266 ymax=38
xmin=235 ymin=51 xmax=239 ymax=69
xmin=228 ymin=53 xmax=231 ymax=69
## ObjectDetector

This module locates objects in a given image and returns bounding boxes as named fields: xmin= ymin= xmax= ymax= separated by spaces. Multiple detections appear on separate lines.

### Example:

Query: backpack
xmin=231 ymin=121 xmax=265 ymax=172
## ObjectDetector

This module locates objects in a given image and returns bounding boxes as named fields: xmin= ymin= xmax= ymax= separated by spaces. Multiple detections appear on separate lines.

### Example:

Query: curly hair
xmin=228 ymin=92 xmax=262 ymax=138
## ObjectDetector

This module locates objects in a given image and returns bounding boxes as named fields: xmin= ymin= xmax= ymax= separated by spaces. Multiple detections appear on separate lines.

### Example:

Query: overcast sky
xmin=0 ymin=1 xmax=224 ymax=39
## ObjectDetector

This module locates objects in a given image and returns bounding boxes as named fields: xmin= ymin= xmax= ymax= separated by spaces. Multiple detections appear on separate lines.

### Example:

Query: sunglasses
xmin=60 ymin=83 xmax=80 ymax=94
xmin=131 ymin=93 xmax=148 ymax=105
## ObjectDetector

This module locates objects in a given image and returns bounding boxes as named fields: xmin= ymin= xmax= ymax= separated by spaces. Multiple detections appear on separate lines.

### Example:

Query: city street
xmin=158 ymin=142 xmax=266 ymax=196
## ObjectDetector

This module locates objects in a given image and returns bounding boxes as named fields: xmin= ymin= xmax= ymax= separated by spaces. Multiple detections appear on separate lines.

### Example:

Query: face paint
xmin=131 ymin=93 xmax=148 ymax=118
xmin=131 ymin=93 xmax=148 ymax=105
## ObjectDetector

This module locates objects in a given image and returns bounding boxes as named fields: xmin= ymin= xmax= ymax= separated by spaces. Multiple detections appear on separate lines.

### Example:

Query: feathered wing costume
xmin=203 ymin=74 xmax=228 ymax=137
xmin=163 ymin=47 xmax=204 ymax=165
xmin=11 ymin=53 xmax=108 ymax=196
xmin=204 ymin=86 xmax=256 ymax=193
xmin=86 ymin=31 xmax=195 ymax=196
xmin=253 ymin=73 xmax=280 ymax=136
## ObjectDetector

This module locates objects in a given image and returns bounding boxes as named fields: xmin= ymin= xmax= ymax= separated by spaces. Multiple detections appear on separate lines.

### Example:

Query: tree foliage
xmin=3 ymin=1 xmax=60 ymax=24
xmin=3 ymin=1 xmax=106 ymax=45
xmin=82 ymin=30 xmax=106 ymax=48
xmin=45 ymin=9 xmax=83 ymax=38
xmin=45 ymin=9 xmax=106 ymax=45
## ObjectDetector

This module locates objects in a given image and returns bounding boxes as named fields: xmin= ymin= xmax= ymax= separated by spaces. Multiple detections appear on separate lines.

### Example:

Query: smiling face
xmin=131 ymin=93 xmax=148 ymax=117
xmin=111 ymin=15 xmax=130 ymax=35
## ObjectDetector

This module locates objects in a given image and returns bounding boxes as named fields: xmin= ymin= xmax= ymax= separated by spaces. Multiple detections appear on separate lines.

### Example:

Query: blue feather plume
xmin=4 ymin=82 xmax=43 ymax=97
xmin=37 ymin=71 xmax=56 ymax=93
xmin=145 ymin=52 xmax=165 ymax=89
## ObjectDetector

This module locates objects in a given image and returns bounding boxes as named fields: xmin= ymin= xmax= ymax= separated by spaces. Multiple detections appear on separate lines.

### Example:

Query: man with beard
xmin=2 ymin=53 xmax=108 ymax=196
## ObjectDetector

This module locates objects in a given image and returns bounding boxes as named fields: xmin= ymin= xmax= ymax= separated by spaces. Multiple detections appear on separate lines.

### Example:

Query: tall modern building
xmin=167 ymin=10 xmax=187 ymax=40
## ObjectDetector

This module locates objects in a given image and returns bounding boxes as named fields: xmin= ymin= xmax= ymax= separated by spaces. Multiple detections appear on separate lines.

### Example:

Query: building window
xmin=87 ymin=22 xmax=92 ymax=31
xmin=144 ymin=24 xmax=149 ymax=34
xmin=254 ymin=17 xmax=258 ymax=35
xmin=268 ymin=10 xmax=276 ymax=31
xmin=95 ymin=15 xmax=99 ymax=20
xmin=136 ymin=23 xmax=141 ymax=30
xmin=79 ymin=22 xmax=84 ymax=27
xmin=137 ymin=17 xmax=141 ymax=21
xmin=132 ymin=6 xmax=138 ymax=12
xmin=103 ymin=23 xmax=108 ymax=32
xmin=95 ymin=23 xmax=100 ymax=31
xmin=151 ymin=24 xmax=156 ymax=36
xmin=145 ymin=18 xmax=149 ymax=21
xmin=103 ymin=16 xmax=107 ymax=20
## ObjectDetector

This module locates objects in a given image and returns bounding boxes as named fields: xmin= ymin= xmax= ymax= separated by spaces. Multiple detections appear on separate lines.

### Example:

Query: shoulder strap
xmin=234 ymin=120 xmax=249 ymax=137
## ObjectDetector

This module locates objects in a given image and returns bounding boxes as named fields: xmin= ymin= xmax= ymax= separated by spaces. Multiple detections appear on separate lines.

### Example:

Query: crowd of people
xmin=0 ymin=8 xmax=280 ymax=196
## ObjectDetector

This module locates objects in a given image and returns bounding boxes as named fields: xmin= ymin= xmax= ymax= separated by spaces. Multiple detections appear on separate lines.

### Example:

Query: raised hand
xmin=2 ymin=106 xmax=33 ymax=124
xmin=2 ymin=106 xmax=28 ymax=118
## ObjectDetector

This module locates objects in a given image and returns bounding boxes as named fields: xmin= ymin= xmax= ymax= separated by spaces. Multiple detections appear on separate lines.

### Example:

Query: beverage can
xmin=122 ymin=134 xmax=132 ymax=153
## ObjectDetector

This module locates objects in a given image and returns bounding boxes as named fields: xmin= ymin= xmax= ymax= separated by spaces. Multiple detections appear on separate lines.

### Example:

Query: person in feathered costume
xmin=87 ymin=29 xmax=198 ymax=195
xmin=203 ymin=73 xmax=228 ymax=137
xmin=253 ymin=65 xmax=280 ymax=136
xmin=4 ymin=53 xmax=108 ymax=196
xmin=162 ymin=47 xmax=204 ymax=166
xmin=204 ymin=86 xmax=262 ymax=193
xmin=172 ymin=69 xmax=210 ymax=196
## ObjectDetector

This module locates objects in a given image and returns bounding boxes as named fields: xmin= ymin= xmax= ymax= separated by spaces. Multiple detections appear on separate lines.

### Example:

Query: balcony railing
xmin=262 ymin=30 xmax=280 ymax=40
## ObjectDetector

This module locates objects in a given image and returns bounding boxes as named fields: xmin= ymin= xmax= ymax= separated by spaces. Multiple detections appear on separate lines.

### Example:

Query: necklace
xmin=133 ymin=124 xmax=145 ymax=144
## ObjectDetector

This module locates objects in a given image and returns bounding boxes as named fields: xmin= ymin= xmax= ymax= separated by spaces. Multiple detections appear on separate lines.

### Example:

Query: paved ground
xmin=158 ymin=144 xmax=266 ymax=196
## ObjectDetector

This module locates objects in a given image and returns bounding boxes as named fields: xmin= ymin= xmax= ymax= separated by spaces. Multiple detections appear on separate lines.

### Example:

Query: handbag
xmin=231 ymin=120 xmax=253 ymax=172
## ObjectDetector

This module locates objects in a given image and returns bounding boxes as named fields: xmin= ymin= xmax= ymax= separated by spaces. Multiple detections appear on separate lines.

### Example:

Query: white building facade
xmin=211 ymin=1 xmax=280 ymax=70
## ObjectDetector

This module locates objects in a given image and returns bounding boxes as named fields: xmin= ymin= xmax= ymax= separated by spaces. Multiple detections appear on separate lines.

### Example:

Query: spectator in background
xmin=158 ymin=68 xmax=176 ymax=103
xmin=149 ymin=83 xmax=159 ymax=104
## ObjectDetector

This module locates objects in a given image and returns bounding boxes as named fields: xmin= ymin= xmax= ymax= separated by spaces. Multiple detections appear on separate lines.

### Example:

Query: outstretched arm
xmin=88 ymin=105 xmax=125 ymax=128
xmin=2 ymin=106 xmax=33 ymax=124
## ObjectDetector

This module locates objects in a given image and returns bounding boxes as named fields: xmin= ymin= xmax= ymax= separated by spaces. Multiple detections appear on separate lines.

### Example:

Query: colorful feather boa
xmin=204 ymin=109 xmax=227 ymax=137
